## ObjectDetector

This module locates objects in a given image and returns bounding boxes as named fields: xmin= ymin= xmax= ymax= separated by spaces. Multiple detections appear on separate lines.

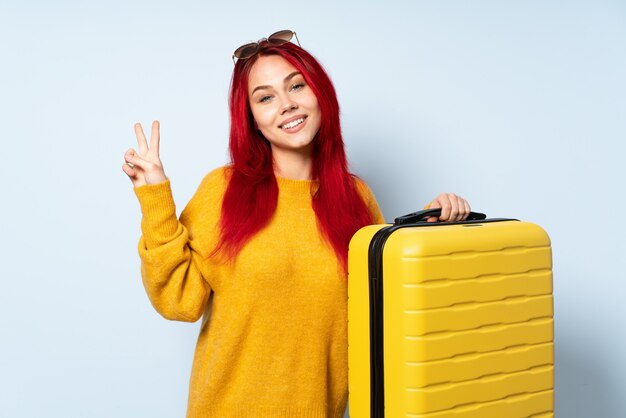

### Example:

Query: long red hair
xmin=210 ymin=40 xmax=374 ymax=275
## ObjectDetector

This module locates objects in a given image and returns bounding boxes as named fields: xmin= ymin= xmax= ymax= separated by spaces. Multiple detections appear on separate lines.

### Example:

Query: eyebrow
xmin=251 ymin=71 xmax=302 ymax=96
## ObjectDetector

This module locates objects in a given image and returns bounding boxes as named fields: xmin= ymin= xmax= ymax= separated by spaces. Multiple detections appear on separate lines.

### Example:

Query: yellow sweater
xmin=133 ymin=166 xmax=385 ymax=418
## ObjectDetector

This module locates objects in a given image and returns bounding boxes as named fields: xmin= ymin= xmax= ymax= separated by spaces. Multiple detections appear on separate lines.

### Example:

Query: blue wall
xmin=1 ymin=1 xmax=624 ymax=416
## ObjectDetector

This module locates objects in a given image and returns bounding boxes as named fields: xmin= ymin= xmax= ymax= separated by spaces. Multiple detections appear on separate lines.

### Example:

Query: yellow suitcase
xmin=348 ymin=209 xmax=553 ymax=418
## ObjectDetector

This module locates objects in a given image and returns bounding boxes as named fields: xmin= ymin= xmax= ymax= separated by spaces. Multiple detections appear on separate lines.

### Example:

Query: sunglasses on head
xmin=232 ymin=30 xmax=301 ymax=64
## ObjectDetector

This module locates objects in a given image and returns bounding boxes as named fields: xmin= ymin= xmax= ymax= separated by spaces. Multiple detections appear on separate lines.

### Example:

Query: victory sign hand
xmin=122 ymin=120 xmax=168 ymax=188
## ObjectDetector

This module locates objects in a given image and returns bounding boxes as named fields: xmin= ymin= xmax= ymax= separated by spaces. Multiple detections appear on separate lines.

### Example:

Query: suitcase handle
xmin=394 ymin=208 xmax=487 ymax=225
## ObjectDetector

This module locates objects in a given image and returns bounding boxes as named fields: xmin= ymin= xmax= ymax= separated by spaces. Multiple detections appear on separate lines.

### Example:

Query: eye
xmin=291 ymin=83 xmax=305 ymax=91
xmin=259 ymin=95 xmax=272 ymax=103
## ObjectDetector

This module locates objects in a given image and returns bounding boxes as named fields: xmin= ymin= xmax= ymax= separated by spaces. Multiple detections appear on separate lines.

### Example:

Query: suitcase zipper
xmin=368 ymin=225 xmax=396 ymax=418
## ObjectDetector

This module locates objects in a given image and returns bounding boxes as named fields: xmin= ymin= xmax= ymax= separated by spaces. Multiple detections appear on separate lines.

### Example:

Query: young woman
xmin=122 ymin=30 xmax=471 ymax=418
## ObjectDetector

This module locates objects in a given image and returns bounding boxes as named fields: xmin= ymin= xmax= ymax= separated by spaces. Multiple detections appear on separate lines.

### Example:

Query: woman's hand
xmin=426 ymin=192 xmax=471 ymax=222
xmin=122 ymin=120 xmax=168 ymax=188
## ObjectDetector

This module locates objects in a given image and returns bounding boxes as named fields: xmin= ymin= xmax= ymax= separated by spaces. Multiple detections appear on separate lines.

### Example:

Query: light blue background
xmin=1 ymin=1 xmax=624 ymax=417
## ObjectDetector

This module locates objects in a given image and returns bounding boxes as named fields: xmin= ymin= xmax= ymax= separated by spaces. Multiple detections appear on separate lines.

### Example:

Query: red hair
xmin=209 ymin=41 xmax=375 ymax=275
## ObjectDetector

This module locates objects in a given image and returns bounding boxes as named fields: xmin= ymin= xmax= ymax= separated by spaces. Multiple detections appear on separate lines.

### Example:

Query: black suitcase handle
xmin=394 ymin=208 xmax=487 ymax=225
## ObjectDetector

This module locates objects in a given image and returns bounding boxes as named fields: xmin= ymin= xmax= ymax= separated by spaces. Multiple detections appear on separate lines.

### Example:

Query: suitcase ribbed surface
xmin=348 ymin=220 xmax=554 ymax=418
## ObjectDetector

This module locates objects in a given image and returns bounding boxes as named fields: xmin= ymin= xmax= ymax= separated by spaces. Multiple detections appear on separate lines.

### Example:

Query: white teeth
xmin=281 ymin=117 xmax=305 ymax=129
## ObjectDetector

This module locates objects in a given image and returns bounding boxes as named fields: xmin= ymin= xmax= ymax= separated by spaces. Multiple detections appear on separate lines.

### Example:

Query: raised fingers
xmin=150 ymin=120 xmax=160 ymax=156
xmin=134 ymin=123 xmax=149 ymax=154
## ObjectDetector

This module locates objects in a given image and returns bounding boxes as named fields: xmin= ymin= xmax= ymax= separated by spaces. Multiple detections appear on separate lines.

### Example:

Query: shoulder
xmin=202 ymin=165 xmax=233 ymax=184
xmin=351 ymin=174 xmax=386 ymax=224
xmin=197 ymin=165 xmax=233 ymax=194
xmin=181 ymin=166 xmax=231 ymax=220
xmin=185 ymin=165 xmax=232 ymax=209
xmin=351 ymin=174 xmax=375 ymax=200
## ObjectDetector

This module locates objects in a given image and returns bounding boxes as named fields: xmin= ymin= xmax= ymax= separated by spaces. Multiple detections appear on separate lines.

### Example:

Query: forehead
xmin=248 ymin=55 xmax=299 ymax=93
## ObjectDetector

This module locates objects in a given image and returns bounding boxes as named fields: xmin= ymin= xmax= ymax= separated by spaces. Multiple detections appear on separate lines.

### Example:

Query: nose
xmin=280 ymin=98 xmax=298 ymax=114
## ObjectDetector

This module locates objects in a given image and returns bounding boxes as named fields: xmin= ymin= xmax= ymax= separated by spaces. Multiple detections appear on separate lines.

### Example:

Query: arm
xmin=353 ymin=176 xmax=386 ymax=224
xmin=367 ymin=192 xmax=385 ymax=224
xmin=133 ymin=177 xmax=213 ymax=322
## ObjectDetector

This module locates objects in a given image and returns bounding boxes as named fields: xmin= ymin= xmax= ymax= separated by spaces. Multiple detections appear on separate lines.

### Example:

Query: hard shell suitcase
xmin=348 ymin=209 xmax=554 ymax=418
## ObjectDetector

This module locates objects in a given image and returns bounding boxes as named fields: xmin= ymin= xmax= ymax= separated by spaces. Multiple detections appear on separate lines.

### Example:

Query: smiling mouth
xmin=280 ymin=116 xmax=307 ymax=130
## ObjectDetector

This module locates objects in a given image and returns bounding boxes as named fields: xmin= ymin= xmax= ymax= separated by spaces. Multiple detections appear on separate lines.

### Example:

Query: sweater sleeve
xmin=133 ymin=175 xmax=216 ymax=322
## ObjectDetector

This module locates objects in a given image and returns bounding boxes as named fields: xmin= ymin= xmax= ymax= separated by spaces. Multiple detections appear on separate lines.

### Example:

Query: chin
xmin=273 ymin=139 xmax=314 ymax=152
xmin=274 ymin=133 xmax=314 ymax=149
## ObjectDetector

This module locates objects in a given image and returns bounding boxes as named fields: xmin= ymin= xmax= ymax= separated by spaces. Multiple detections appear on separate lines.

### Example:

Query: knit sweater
xmin=133 ymin=166 xmax=385 ymax=418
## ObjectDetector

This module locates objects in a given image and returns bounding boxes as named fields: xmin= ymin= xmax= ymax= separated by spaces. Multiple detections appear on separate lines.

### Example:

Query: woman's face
xmin=247 ymin=55 xmax=321 ymax=155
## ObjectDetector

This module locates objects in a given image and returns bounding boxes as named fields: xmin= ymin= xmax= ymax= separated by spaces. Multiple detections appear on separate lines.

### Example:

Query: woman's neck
xmin=271 ymin=146 xmax=314 ymax=180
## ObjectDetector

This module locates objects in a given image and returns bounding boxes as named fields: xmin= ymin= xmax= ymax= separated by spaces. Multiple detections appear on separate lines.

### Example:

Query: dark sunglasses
xmin=232 ymin=30 xmax=301 ymax=64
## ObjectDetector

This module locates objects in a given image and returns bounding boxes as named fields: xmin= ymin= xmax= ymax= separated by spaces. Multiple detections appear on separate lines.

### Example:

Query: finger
xmin=125 ymin=151 xmax=150 ymax=170
xmin=427 ymin=199 xmax=441 ymax=222
xmin=428 ymin=199 xmax=441 ymax=209
xmin=134 ymin=123 xmax=149 ymax=154
xmin=122 ymin=163 xmax=136 ymax=179
xmin=438 ymin=194 xmax=452 ymax=221
xmin=150 ymin=120 xmax=160 ymax=156
xmin=447 ymin=193 xmax=460 ymax=221
xmin=125 ymin=148 xmax=138 ymax=168
xmin=449 ymin=194 xmax=461 ymax=221
xmin=457 ymin=196 xmax=468 ymax=220
xmin=465 ymin=200 xmax=471 ymax=216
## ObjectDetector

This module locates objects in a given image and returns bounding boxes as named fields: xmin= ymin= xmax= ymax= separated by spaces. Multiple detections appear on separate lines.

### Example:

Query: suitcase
xmin=348 ymin=209 xmax=554 ymax=418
